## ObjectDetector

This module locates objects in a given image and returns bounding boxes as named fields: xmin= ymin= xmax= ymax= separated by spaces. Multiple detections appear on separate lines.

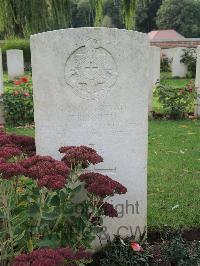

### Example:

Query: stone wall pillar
xmin=162 ymin=47 xmax=187 ymax=78
xmin=149 ymin=46 xmax=161 ymax=112
xmin=0 ymin=49 xmax=5 ymax=126
xmin=195 ymin=46 xmax=200 ymax=117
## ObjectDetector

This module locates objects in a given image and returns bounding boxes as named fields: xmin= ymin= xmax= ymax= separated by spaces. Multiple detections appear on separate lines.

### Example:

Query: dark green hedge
xmin=1 ymin=39 xmax=31 ymax=71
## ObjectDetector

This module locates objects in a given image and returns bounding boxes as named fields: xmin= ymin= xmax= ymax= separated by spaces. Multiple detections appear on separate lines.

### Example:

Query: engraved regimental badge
xmin=65 ymin=39 xmax=118 ymax=99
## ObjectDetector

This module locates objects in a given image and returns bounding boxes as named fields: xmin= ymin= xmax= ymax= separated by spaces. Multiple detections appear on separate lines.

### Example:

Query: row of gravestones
xmin=148 ymin=46 xmax=200 ymax=113
xmin=0 ymin=29 xmax=200 ymax=248
xmin=0 ymin=45 xmax=159 ymax=112
xmin=0 ymin=46 xmax=195 ymax=112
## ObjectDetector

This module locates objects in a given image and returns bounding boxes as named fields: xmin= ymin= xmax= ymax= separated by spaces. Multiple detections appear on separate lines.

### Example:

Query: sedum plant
xmin=0 ymin=131 xmax=127 ymax=265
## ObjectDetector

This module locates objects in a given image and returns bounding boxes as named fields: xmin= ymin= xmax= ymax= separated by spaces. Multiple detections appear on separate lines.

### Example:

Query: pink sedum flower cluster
xmin=10 ymin=134 xmax=35 ymax=156
xmin=79 ymin=172 xmax=127 ymax=198
xmin=59 ymin=145 xmax=103 ymax=168
xmin=0 ymin=131 xmax=35 ymax=179
xmin=0 ymin=162 xmax=26 ymax=179
xmin=21 ymin=155 xmax=70 ymax=190
xmin=12 ymin=247 xmax=92 ymax=266
xmin=0 ymin=131 xmax=35 ymax=160
xmin=102 ymin=202 xmax=118 ymax=218
xmin=0 ymin=144 xmax=22 ymax=159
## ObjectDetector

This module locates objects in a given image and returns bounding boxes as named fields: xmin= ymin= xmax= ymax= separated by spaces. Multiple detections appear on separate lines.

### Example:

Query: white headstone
xmin=195 ymin=46 xmax=200 ymax=117
xmin=6 ymin=49 xmax=24 ymax=80
xmin=0 ymin=49 xmax=3 ymax=95
xmin=149 ymin=46 xmax=161 ymax=112
xmin=163 ymin=47 xmax=187 ymax=78
xmin=31 ymin=28 xmax=149 ymax=245
xmin=0 ymin=48 xmax=4 ymax=125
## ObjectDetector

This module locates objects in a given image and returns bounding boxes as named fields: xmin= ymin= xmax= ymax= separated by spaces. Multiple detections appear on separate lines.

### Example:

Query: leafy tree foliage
xmin=71 ymin=0 xmax=95 ymax=27
xmin=102 ymin=0 xmax=123 ymax=28
xmin=156 ymin=0 xmax=200 ymax=38
xmin=136 ymin=0 xmax=163 ymax=32
xmin=0 ymin=0 xmax=50 ymax=37
xmin=121 ymin=0 xmax=136 ymax=30
xmin=0 ymin=0 xmax=138 ymax=37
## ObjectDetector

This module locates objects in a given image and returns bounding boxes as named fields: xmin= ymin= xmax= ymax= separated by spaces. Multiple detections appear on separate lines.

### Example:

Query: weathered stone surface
xmin=195 ymin=46 xmax=200 ymax=117
xmin=6 ymin=49 xmax=24 ymax=80
xmin=163 ymin=47 xmax=187 ymax=77
xmin=149 ymin=46 xmax=160 ymax=112
xmin=31 ymin=28 xmax=149 ymax=245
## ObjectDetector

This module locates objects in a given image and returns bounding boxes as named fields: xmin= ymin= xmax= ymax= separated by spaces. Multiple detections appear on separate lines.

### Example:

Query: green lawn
xmin=148 ymin=120 xmax=200 ymax=230
xmin=160 ymin=78 xmax=192 ymax=89
xmin=6 ymin=120 xmax=200 ymax=230
xmin=6 ymin=126 xmax=35 ymax=137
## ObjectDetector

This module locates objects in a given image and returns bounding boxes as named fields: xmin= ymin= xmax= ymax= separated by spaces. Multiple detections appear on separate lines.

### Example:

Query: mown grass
xmin=6 ymin=119 xmax=200 ymax=230
xmin=148 ymin=120 xmax=200 ymax=230
xmin=6 ymin=127 xmax=35 ymax=137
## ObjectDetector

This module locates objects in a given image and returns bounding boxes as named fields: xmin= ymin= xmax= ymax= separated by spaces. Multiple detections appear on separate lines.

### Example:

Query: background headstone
xmin=31 ymin=28 xmax=149 ymax=245
xmin=0 ymin=49 xmax=3 ymax=95
xmin=0 ymin=49 xmax=5 ymax=125
xmin=163 ymin=47 xmax=187 ymax=78
xmin=195 ymin=46 xmax=200 ymax=117
xmin=6 ymin=49 xmax=24 ymax=80
xmin=149 ymin=46 xmax=161 ymax=112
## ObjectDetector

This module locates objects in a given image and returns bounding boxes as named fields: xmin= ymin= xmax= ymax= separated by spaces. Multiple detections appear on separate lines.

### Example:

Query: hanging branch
xmin=94 ymin=0 xmax=103 ymax=27
xmin=122 ymin=0 xmax=136 ymax=30
xmin=48 ymin=0 xmax=71 ymax=30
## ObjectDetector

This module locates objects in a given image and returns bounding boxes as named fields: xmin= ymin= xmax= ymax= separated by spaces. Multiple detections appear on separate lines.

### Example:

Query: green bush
xmin=3 ymin=76 xmax=34 ymax=126
xmin=163 ymin=231 xmax=200 ymax=266
xmin=181 ymin=48 xmax=197 ymax=78
xmin=154 ymin=80 xmax=197 ymax=119
xmin=1 ymin=39 xmax=31 ymax=71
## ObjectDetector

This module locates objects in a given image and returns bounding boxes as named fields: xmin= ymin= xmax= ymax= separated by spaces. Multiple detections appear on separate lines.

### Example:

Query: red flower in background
xmin=13 ymin=80 xmax=21 ymax=86
xmin=130 ymin=242 xmax=144 ymax=252
xmin=13 ymin=91 xmax=20 ymax=96
xmin=24 ymin=92 xmax=30 ymax=97
xmin=20 ymin=76 xmax=29 ymax=83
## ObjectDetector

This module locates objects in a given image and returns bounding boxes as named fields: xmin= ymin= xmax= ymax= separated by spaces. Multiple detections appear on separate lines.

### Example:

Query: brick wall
xmin=151 ymin=40 xmax=200 ymax=48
